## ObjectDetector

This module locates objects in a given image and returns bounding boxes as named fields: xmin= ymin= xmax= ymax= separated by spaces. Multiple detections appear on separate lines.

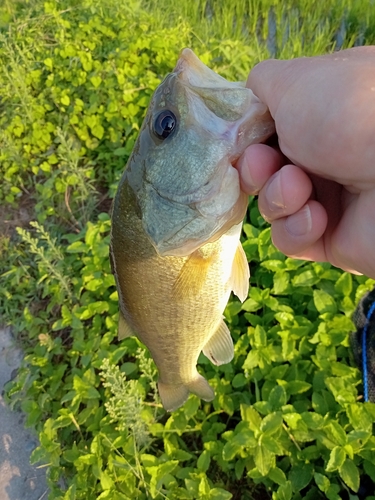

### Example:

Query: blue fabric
xmin=362 ymin=301 xmax=375 ymax=402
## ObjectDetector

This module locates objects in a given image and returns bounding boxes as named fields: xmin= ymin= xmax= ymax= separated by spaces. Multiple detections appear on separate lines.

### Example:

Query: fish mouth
xmin=174 ymin=48 xmax=275 ymax=161
xmin=174 ymin=49 xmax=248 ymax=123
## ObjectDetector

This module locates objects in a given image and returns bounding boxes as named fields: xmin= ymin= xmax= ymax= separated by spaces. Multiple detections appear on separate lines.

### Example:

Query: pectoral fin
xmin=231 ymin=242 xmax=250 ymax=302
xmin=118 ymin=311 xmax=136 ymax=340
xmin=173 ymin=250 xmax=213 ymax=297
xmin=203 ymin=319 xmax=234 ymax=366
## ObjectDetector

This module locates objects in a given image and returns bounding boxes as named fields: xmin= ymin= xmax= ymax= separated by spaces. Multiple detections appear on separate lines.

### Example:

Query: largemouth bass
xmin=110 ymin=49 xmax=275 ymax=411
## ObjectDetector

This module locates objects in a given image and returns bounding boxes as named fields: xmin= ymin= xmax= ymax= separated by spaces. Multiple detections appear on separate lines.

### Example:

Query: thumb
xmin=247 ymin=59 xmax=294 ymax=117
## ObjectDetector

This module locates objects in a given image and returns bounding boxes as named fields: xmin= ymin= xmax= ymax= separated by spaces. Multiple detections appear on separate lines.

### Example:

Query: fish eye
xmin=153 ymin=110 xmax=177 ymax=140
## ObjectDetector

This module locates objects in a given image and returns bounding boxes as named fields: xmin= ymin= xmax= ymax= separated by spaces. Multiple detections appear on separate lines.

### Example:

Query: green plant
xmin=2 ymin=1 xmax=375 ymax=499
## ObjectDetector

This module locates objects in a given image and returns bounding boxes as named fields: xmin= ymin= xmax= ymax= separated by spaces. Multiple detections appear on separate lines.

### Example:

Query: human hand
xmin=237 ymin=46 xmax=375 ymax=277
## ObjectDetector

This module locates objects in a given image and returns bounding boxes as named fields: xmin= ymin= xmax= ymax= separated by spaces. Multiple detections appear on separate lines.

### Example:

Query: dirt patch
xmin=0 ymin=195 xmax=35 ymax=239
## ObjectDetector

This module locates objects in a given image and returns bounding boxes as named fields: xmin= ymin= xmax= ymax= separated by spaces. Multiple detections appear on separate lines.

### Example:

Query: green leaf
xmin=198 ymin=475 xmax=211 ymax=496
xmin=197 ymin=450 xmax=211 ymax=472
xmin=242 ymin=297 xmax=261 ymax=312
xmin=222 ymin=440 xmax=241 ymax=461
xmin=260 ymin=434 xmax=284 ymax=455
xmin=346 ymin=403 xmax=373 ymax=431
xmin=44 ymin=57 xmax=53 ymax=69
xmin=121 ymin=362 xmax=137 ymax=375
xmin=326 ymin=483 xmax=341 ymax=500
xmin=232 ymin=373 xmax=247 ymax=388
xmin=113 ymin=147 xmax=128 ymax=156
xmin=61 ymin=95 xmax=70 ymax=106
xmin=325 ymin=377 xmax=356 ymax=404
xmin=254 ymin=442 xmax=274 ymax=476
xmin=240 ymin=405 xmax=262 ymax=431
xmin=339 ymin=458 xmax=360 ymax=492
xmin=30 ymin=446 xmax=48 ymax=465
xmin=268 ymin=385 xmax=287 ymax=410
xmin=289 ymin=464 xmax=313 ymax=491
xmin=183 ymin=395 xmax=200 ymax=419
xmin=335 ymin=272 xmax=352 ymax=295
xmin=63 ymin=484 xmax=77 ymax=500
xmin=66 ymin=241 xmax=86 ymax=254
xmin=364 ymin=460 xmax=375 ymax=482
xmin=92 ymin=124 xmax=104 ymax=140
xmin=172 ymin=449 xmax=193 ymax=462
xmin=326 ymin=446 xmax=346 ymax=472
xmin=268 ymin=467 xmax=286 ymax=486
xmin=273 ymin=271 xmax=290 ymax=294
xmin=324 ymin=421 xmax=347 ymax=446
xmin=209 ymin=488 xmax=232 ymax=500
xmin=100 ymin=471 xmax=113 ymax=490
xmin=260 ymin=411 xmax=283 ymax=436
xmin=73 ymin=375 xmax=100 ymax=400
xmin=301 ymin=412 xmax=324 ymax=429
xmin=313 ymin=290 xmax=337 ymax=314
xmin=218 ymin=393 xmax=234 ymax=415
xmin=286 ymin=380 xmax=311 ymax=395
xmin=223 ymin=429 xmax=256 ymax=461
xmin=234 ymin=459 xmax=245 ymax=480
xmin=243 ymin=223 xmax=259 ymax=238
xmin=312 ymin=392 xmax=329 ymax=414
xmin=292 ymin=270 xmax=319 ymax=287
xmin=314 ymin=472 xmax=330 ymax=493
xmin=254 ymin=325 xmax=268 ymax=347
xmin=275 ymin=481 xmax=292 ymax=500
xmin=91 ymin=75 xmax=102 ymax=87
xmin=63 ymin=443 xmax=80 ymax=463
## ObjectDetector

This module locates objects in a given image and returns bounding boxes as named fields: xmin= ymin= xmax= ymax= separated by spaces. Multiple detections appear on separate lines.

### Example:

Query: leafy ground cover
xmin=1 ymin=0 xmax=375 ymax=498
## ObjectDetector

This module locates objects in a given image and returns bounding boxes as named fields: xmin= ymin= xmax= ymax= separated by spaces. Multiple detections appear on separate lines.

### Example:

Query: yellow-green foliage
xmin=2 ymin=1 xmax=375 ymax=499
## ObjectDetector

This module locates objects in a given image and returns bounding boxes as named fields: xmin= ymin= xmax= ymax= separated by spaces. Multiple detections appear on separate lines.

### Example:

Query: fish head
xmin=125 ymin=48 xmax=275 ymax=257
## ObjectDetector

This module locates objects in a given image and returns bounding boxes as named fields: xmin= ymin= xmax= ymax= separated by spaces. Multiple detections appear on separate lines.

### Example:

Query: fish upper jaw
xmin=174 ymin=50 xmax=275 ymax=159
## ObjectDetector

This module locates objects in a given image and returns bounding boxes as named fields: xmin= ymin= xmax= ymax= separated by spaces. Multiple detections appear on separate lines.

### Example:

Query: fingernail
xmin=285 ymin=205 xmax=312 ymax=236
xmin=265 ymin=173 xmax=285 ymax=210
xmin=239 ymin=160 xmax=257 ymax=193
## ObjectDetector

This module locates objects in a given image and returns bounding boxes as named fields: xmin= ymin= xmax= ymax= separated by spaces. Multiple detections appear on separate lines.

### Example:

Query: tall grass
xmin=144 ymin=0 xmax=375 ymax=58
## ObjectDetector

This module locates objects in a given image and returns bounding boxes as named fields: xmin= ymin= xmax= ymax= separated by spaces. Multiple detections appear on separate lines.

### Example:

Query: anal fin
xmin=118 ymin=311 xmax=136 ymax=340
xmin=231 ymin=242 xmax=250 ymax=302
xmin=203 ymin=319 xmax=234 ymax=366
